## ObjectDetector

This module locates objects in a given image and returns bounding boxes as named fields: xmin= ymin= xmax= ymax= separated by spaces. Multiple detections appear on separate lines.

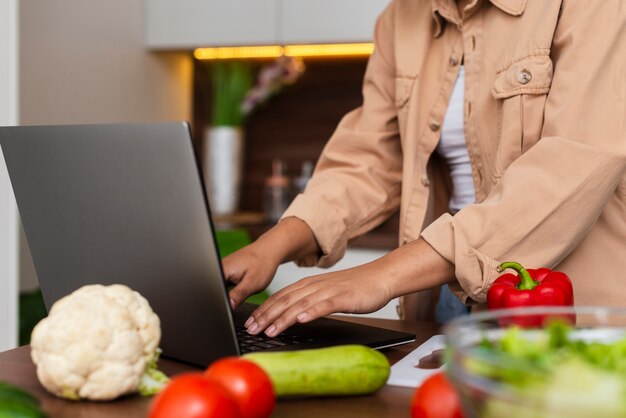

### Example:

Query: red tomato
xmin=204 ymin=358 xmax=275 ymax=418
xmin=149 ymin=373 xmax=241 ymax=418
xmin=411 ymin=372 xmax=464 ymax=418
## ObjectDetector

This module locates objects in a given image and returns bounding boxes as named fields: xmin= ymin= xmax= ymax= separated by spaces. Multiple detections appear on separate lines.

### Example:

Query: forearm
xmin=255 ymin=217 xmax=321 ymax=265
xmin=363 ymin=238 xmax=455 ymax=299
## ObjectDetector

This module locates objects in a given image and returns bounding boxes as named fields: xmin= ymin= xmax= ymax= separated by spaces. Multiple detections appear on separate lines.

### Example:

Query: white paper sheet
xmin=387 ymin=335 xmax=447 ymax=388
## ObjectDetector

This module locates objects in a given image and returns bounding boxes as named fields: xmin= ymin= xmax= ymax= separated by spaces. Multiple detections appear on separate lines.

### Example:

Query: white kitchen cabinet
xmin=281 ymin=0 xmax=388 ymax=44
xmin=145 ymin=0 xmax=390 ymax=49
xmin=145 ymin=0 xmax=280 ymax=49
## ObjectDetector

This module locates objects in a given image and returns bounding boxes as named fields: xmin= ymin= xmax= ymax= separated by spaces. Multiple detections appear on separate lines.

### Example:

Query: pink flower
xmin=241 ymin=56 xmax=305 ymax=116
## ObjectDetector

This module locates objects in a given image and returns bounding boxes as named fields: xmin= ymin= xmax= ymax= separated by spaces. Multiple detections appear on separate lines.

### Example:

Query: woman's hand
xmin=222 ymin=242 xmax=281 ymax=309
xmin=222 ymin=217 xmax=321 ymax=309
xmin=244 ymin=265 xmax=394 ymax=337
xmin=245 ymin=238 xmax=456 ymax=336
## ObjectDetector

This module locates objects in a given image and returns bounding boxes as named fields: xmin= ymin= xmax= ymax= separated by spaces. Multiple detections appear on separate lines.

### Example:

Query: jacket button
xmin=449 ymin=55 xmax=459 ymax=66
xmin=421 ymin=175 xmax=430 ymax=187
xmin=429 ymin=121 xmax=440 ymax=131
xmin=517 ymin=69 xmax=532 ymax=85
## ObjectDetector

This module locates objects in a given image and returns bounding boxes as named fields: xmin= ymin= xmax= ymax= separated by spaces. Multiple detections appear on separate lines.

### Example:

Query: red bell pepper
xmin=487 ymin=261 xmax=574 ymax=327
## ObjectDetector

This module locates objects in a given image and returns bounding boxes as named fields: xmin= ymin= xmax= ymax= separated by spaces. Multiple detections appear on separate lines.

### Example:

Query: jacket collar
xmin=431 ymin=0 xmax=527 ymax=37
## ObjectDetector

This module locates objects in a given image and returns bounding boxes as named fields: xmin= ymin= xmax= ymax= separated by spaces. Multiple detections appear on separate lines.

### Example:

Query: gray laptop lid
xmin=0 ymin=122 xmax=415 ymax=366
xmin=0 ymin=122 xmax=240 ymax=364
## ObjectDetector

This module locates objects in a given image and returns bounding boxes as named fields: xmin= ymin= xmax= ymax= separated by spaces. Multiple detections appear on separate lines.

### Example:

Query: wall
xmin=18 ymin=0 xmax=193 ymax=290
xmin=19 ymin=0 xmax=192 ymax=126
xmin=193 ymin=58 xmax=370 ymax=211
xmin=0 ymin=0 xmax=20 ymax=351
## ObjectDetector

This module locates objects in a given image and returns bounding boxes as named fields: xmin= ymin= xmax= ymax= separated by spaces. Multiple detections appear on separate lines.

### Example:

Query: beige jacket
xmin=282 ymin=0 xmax=626 ymax=320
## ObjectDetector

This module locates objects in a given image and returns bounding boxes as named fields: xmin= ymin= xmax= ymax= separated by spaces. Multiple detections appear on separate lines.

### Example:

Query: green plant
xmin=19 ymin=289 xmax=47 ymax=346
xmin=211 ymin=61 xmax=254 ymax=127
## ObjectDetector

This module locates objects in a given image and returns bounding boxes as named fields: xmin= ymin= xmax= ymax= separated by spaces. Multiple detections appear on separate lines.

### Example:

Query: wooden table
xmin=0 ymin=317 xmax=440 ymax=418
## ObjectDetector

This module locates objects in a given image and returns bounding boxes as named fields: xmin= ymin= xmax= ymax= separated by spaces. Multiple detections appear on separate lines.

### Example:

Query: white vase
xmin=203 ymin=126 xmax=244 ymax=216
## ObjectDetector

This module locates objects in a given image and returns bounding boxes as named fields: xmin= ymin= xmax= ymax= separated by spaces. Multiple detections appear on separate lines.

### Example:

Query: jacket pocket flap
xmin=492 ymin=53 xmax=553 ymax=99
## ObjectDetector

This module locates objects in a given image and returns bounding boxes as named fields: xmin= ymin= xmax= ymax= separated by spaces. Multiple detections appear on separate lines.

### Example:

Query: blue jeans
xmin=435 ymin=284 xmax=470 ymax=323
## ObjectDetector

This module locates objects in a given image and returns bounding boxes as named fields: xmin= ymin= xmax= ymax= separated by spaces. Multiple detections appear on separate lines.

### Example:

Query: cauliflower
xmin=30 ymin=284 xmax=169 ymax=401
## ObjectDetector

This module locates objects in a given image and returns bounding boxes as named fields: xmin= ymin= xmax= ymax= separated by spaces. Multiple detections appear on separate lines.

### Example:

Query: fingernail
xmin=247 ymin=322 xmax=259 ymax=334
xmin=244 ymin=316 xmax=254 ymax=328
xmin=297 ymin=312 xmax=309 ymax=322
xmin=265 ymin=325 xmax=276 ymax=337
xmin=230 ymin=299 xmax=236 ymax=309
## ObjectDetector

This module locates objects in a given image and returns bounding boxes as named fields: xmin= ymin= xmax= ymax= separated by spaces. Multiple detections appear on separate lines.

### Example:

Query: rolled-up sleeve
xmin=281 ymin=3 xmax=403 ymax=267
xmin=421 ymin=0 xmax=626 ymax=303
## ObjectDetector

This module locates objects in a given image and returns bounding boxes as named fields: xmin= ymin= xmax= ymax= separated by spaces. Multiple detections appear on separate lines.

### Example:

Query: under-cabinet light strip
xmin=194 ymin=46 xmax=284 ymax=60
xmin=193 ymin=43 xmax=374 ymax=60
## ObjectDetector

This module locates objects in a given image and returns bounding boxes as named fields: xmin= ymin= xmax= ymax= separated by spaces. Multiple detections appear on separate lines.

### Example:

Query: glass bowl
xmin=444 ymin=306 xmax=626 ymax=418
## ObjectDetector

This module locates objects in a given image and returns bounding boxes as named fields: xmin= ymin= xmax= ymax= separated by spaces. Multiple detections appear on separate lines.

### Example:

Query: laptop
xmin=0 ymin=122 xmax=415 ymax=366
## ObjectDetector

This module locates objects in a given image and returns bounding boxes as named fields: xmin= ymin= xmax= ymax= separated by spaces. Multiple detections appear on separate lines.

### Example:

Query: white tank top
xmin=435 ymin=66 xmax=476 ymax=213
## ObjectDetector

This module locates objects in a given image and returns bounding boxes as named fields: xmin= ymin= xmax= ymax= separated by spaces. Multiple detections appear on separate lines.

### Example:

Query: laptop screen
xmin=0 ymin=122 xmax=241 ymax=365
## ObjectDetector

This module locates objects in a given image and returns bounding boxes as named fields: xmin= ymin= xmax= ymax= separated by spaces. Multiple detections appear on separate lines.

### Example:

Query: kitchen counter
xmin=0 ymin=316 xmax=440 ymax=418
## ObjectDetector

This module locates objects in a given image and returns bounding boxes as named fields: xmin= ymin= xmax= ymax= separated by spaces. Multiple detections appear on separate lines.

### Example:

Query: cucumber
xmin=0 ymin=382 xmax=39 ymax=408
xmin=0 ymin=382 xmax=45 ymax=418
xmin=0 ymin=400 xmax=46 ymax=418
xmin=244 ymin=345 xmax=390 ymax=397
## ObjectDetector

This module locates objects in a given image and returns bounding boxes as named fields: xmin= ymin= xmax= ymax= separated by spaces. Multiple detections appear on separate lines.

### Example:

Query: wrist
xmin=256 ymin=217 xmax=320 ymax=265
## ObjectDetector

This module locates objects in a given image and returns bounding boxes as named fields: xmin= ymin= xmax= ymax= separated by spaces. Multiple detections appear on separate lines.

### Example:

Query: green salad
xmin=468 ymin=322 xmax=626 ymax=418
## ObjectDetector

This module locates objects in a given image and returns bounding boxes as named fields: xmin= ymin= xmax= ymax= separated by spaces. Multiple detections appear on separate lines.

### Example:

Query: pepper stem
xmin=497 ymin=261 xmax=538 ymax=290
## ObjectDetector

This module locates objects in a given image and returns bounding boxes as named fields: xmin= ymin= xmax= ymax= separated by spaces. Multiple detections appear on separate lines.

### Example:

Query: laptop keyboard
xmin=235 ymin=325 xmax=315 ymax=353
